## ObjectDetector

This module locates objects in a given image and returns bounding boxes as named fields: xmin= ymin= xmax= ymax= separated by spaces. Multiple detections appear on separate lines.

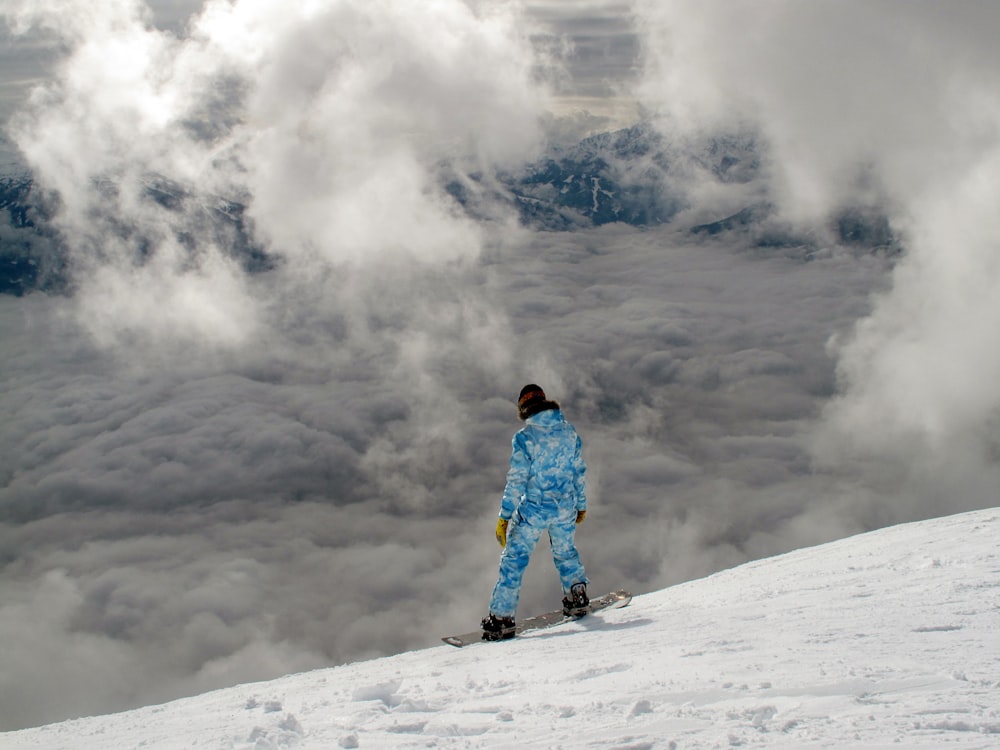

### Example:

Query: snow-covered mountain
xmin=0 ymin=171 xmax=268 ymax=296
xmin=0 ymin=123 xmax=899 ymax=297
xmin=6 ymin=508 xmax=997 ymax=749
xmin=504 ymin=124 xmax=760 ymax=229
xmin=0 ymin=172 xmax=57 ymax=296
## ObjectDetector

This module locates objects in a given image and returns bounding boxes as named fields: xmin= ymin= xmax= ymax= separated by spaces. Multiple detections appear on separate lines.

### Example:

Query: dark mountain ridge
xmin=0 ymin=123 xmax=897 ymax=296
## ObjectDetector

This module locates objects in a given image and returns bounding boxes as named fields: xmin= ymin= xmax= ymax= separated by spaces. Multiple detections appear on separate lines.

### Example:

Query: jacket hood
xmin=526 ymin=408 xmax=564 ymax=427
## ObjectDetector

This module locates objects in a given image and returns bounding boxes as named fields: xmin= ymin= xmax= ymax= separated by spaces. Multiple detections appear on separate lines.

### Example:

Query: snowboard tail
xmin=442 ymin=589 xmax=632 ymax=648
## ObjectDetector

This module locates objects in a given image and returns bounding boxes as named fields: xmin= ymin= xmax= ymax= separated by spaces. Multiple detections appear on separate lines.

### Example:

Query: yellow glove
xmin=576 ymin=510 xmax=587 ymax=524
xmin=495 ymin=517 xmax=509 ymax=547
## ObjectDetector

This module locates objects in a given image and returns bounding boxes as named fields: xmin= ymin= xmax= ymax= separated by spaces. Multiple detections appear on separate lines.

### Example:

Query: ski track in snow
xmin=5 ymin=509 xmax=999 ymax=749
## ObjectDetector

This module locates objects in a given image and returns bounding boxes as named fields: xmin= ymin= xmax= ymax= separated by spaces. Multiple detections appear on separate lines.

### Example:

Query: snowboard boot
xmin=481 ymin=613 xmax=516 ymax=641
xmin=562 ymin=582 xmax=590 ymax=617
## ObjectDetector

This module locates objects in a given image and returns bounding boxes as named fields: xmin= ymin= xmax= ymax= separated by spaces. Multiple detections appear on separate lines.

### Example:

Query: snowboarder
xmin=482 ymin=384 xmax=590 ymax=641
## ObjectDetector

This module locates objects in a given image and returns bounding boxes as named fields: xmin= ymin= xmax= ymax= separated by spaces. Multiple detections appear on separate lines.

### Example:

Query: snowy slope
xmin=5 ymin=508 xmax=999 ymax=749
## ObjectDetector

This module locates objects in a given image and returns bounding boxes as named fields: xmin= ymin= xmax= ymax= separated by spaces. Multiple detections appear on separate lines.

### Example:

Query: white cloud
xmin=635 ymin=0 xmax=1000 ymax=509
xmin=3 ymin=0 xmax=550 ymax=352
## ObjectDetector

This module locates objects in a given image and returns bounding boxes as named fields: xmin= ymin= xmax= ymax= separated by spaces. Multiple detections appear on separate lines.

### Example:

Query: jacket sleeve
xmin=573 ymin=434 xmax=587 ymax=511
xmin=499 ymin=431 xmax=530 ymax=520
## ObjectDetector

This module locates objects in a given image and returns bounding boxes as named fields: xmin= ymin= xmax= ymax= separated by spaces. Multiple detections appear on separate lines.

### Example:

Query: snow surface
xmin=5 ymin=508 xmax=999 ymax=749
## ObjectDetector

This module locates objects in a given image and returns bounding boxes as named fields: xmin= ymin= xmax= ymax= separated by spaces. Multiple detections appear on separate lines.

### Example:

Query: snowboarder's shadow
xmin=523 ymin=615 xmax=654 ymax=641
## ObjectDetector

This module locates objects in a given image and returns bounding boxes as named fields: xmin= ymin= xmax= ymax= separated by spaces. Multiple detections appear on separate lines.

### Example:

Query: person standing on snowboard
xmin=482 ymin=384 xmax=590 ymax=641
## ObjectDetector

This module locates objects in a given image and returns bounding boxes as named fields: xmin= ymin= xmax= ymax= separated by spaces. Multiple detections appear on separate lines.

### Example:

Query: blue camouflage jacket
xmin=499 ymin=408 xmax=587 ymax=520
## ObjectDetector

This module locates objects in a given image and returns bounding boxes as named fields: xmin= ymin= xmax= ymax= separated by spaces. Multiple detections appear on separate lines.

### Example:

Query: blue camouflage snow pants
xmin=488 ymin=502 xmax=588 ymax=618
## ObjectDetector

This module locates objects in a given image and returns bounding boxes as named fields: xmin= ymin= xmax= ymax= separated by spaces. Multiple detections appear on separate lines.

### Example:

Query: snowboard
xmin=442 ymin=589 xmax=632 ymax=647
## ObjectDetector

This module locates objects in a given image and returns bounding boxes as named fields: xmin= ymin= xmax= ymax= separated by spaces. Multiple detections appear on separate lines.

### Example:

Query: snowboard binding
xmin=481 ymin=613 xmax=516 ymax=641
xmin=562 ymin=582 xmax=590 ymax=617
